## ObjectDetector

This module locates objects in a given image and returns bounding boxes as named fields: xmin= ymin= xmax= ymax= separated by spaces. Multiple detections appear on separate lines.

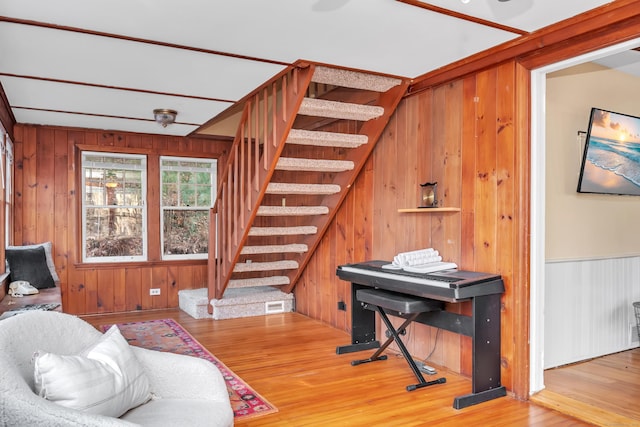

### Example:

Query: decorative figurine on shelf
xmin=420 ymin=182 xmax=438 ymax=208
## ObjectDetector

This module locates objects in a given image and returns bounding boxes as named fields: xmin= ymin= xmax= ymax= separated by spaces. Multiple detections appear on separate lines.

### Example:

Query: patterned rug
xmin=101 ymin=318 xmax=277 ymax=420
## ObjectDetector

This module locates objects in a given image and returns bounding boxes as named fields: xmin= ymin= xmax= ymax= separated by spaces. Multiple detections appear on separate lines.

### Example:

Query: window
xmin=81 ymin=152 xmax=147 ymax=263
xmin=160 ymin=156 xmax=216 ymax=260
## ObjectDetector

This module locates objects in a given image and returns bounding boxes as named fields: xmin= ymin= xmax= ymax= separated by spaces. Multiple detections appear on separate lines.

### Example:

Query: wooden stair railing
xmin=209 ymin=66 xmax=314 ymax=299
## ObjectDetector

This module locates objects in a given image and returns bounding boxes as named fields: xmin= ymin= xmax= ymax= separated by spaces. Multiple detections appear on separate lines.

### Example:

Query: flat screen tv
xmin=577 ymin=107 xmax=640 ymax=196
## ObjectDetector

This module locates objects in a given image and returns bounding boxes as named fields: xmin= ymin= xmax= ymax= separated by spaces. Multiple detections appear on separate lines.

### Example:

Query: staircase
xmin=183 ymin=64 xmax=408 ymax=319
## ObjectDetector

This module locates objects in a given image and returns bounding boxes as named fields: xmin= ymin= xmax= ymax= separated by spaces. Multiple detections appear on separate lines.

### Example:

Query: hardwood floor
xmin=533 ymin=349 xmax=640 ymax=426
xmin=83 ymin=309 xmax=587 ymax=426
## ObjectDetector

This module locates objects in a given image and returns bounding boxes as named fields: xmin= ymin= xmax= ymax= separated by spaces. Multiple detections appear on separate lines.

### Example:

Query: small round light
xmin=153 ymin=109 xmax=178 ymax=127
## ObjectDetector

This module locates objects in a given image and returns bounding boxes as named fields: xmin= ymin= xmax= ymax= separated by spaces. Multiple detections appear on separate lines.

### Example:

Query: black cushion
xmin=356 ymin=289 xmax=443 ymax=314
xmin=6 ymin=246 xmax=55 ymax=289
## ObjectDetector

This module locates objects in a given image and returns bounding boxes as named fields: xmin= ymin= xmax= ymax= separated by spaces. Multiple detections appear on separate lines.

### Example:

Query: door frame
xmin=529 ymin=37 xmax=640 ymax=393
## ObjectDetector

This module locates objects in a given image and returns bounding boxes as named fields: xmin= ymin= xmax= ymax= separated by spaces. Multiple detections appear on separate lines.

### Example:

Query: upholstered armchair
xmin=0 ymin=311 xmax=233 ymax=426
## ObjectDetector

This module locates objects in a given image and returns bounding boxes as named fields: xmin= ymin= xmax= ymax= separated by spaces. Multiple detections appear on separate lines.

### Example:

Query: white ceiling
xmin=0 ymin=0 xmax=626 ymax=137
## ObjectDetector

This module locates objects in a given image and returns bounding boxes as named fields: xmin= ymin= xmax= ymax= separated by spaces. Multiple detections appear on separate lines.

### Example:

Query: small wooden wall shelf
xmin=398 ymin=207 xmax=461 ymax=213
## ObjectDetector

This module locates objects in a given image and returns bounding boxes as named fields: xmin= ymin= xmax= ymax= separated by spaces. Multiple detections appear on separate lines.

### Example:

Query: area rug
xmin=101 ymin=318 xmax=277 ymax=420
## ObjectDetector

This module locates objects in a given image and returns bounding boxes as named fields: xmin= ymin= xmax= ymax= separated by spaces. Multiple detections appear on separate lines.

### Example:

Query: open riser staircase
xmin=180 ymin=64 xmax=408 ymax=319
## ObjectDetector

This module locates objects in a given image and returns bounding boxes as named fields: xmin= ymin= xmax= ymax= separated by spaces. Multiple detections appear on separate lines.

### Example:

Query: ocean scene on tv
xmin=578 ymin=108 xmax=640 ymax=195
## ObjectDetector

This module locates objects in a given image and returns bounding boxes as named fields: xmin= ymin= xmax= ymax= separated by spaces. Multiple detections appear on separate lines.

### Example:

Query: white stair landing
xmin=211 ymin=286 xmax=294 ymax=320
xmin=178 ymin=287 xmax=294 ymax=320
xmin=178 ymin=288 xmax=213 ymax=319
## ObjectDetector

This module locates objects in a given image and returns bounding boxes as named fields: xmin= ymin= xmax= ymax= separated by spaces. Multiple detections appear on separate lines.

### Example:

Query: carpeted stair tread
xmin=299 ymin=98 xmax=384 ymax=121
xmin=214 ymin=286 xmax=294 ymax=306
xmin=276 ymin=157 xmax=354 ymax=172
xmin=257 ymin=205 xmax=329 ymax=216
xmin=233 ymin=260 xmax=299 ymax=272
xmin=241 ymin=244 xmax=308 ymax=254
xmin=249 ymin=226 xmax=318 ymax=236
xmin=312 ymin=66 xmax=402 ymax=93
xmin=286 ymin=129 xmax=368 ymax=148
xmin=229 ymin=276 xmax=290 ymax=288
xmin=266 ymin=182 xmax=340 ymax=195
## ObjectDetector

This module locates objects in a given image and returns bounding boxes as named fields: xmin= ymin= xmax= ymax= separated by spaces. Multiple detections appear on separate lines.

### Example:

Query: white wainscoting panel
xmin=544 ymin=256 xmax=640 ymax=369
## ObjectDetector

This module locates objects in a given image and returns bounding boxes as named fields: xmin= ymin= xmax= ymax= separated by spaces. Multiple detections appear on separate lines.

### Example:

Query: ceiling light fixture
xmin=153 ymin=109 xmax=178 ymax=127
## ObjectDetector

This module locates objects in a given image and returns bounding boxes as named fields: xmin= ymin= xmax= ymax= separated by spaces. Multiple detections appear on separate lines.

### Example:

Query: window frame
xmin=159 ymin=155 xmax=216 ymax=261
xmin=81 ymin=151 xmax=148 ymax=263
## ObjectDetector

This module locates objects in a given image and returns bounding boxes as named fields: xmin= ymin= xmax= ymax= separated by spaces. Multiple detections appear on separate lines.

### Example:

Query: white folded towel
xmin=392 ymin=248 xmax=441 ymax=267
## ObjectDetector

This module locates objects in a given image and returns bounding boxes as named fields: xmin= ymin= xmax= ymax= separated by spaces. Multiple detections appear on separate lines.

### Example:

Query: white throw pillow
xmin=33 ymin=325 xmax=151 ymax=418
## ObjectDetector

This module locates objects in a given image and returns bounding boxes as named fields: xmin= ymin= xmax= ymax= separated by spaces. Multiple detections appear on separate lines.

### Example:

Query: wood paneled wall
xmin=295 ymin=59 xmax=529 ymax=398
xmin=13 ymin=124 xmax=229 ymax=315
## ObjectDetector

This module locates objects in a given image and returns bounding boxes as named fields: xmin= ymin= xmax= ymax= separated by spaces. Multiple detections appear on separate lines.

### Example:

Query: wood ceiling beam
xmin=0 ymin=16 xmax=290 ymax=67
xmin=0 ymin=72 xmax=233 ymax=103
xmin=396 ymin=0 xmax=528 ymax=36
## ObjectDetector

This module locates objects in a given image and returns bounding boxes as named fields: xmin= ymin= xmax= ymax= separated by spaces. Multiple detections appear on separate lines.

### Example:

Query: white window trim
xmin=81 ymin=151 xmax=147 ymax=263
xmin=4 ymin=132 xmax=12 ymax=248
xmin=160 ymin=156 xmax=216 ymax=261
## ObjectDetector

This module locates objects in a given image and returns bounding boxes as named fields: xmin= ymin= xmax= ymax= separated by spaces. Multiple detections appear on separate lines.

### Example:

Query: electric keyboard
xmin=337 ymin=260 xmax=504 ymax=302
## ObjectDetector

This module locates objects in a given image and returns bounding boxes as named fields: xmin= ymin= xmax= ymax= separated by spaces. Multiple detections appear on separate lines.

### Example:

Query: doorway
xmin=530 ymin=38 xmax=640 ymax=393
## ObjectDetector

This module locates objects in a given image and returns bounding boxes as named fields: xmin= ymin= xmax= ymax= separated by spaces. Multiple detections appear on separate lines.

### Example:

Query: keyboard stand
xmin=351 ymin=289 xmax=446 ymax=391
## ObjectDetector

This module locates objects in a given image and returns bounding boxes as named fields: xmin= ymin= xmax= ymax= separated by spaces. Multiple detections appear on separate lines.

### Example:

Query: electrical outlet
xmin=150 ymin=288 xmax=161 ymax=296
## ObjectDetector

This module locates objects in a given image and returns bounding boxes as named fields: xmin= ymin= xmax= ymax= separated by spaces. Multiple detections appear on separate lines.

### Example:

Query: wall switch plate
xmin=338 ymin=301 xmax=346 ymax=311
xmin=150 ymin=288 xmax=161 ymax=296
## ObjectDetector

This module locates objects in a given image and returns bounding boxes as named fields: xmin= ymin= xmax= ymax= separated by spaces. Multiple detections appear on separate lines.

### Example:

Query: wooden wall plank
xmin=167 ymin=265 xmax=178 ymax=307
xmin=177 ymin=265 xmax=193 ymax=292
xmin=65 ymin=263 xmax=85 ymax=315
xmin=20 ymin=126 xmax=37 ymax=243
xmin=140 ymin=266 xmax=152 ymax=310
xmin=53 ymin=129 xmax=69 ymax=284
xmin=334 ymin=181 xmax=352 ymax=331
xmin=97 ymin=269 xmax=115 ymax=313
xmin=495 ymin=61 xmax=517 ymax=390
xmin=151 ymin=266 xmax=168 ymax=309
xmin=460 ymin=76 xmax=477 ymax=270
xmin=125 ymin=267 xmax=142 ymax=311
xmin=35 ymin=128 xmax=55 ymax=244
xmin=374 ymin=113 xmax=400 ymax=260
xmin=113 ymin=268 xmax=127 ymax=312
xmin=85 ymin=268 xmax=98 ymax=313
xmin=12 ymin=125 xmax=23 ymax=246
xmin=474 ymin=68 xmax=499 ymax=273
xmin=193 ymin=264 xmax=206 ymax=288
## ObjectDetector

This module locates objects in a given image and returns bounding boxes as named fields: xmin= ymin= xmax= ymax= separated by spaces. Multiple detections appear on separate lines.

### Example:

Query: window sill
xmin=75 ymin=258 xmax=207 ymax=270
